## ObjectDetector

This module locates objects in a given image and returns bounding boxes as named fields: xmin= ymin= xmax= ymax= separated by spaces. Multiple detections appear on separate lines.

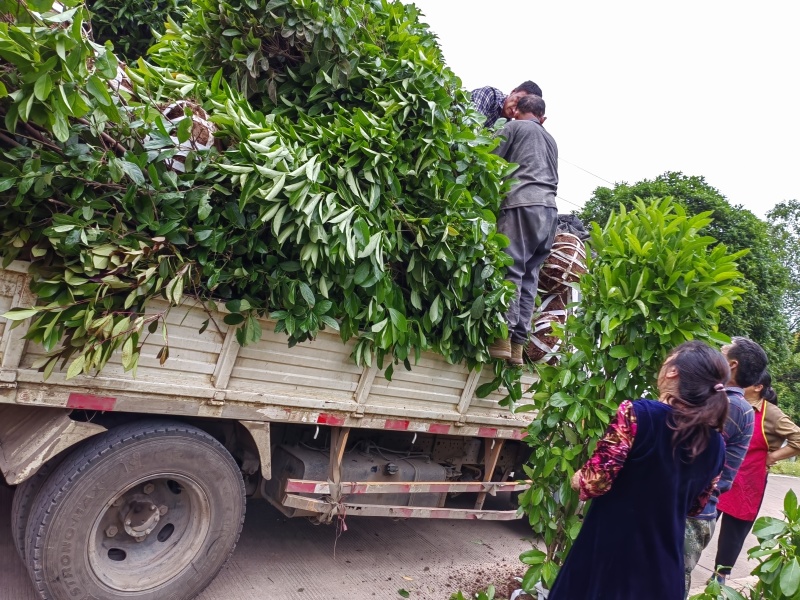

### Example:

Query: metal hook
xmin=490 ymin=439 xmax=496 ymax=450
xmin=314 ymin=425 xmax=319 ymax=440
xmin=411 ymin=432 xmax=417 ymax=445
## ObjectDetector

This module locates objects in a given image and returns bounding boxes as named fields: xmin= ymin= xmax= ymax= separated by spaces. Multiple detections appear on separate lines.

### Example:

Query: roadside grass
xmin=771 ymin=460 xmax=800 ymax=477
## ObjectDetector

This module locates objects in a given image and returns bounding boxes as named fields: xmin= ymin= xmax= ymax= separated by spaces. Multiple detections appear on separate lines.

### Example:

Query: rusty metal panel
xmin=0 ymin=405 xmax=106 ymax=484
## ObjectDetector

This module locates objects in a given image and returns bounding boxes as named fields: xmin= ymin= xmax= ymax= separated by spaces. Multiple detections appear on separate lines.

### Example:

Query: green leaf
xmin=120 ymin=161 xmax=144 ymax=186
xmin=780 ymin=557 xmax=800 ymax=597
xmin=753 ymin=516 xmax=788 ymax=540
xmin=319 ymin=315 xmax=340 ymax=331
xmin=225 ymin=299 xmax=251 ymax=312
xmin=470 ymin=295 xmax=485 ymax=319
xmin=784 ymin=489 xmax=798 ymax=520
xmin=52 ymin=113 xmax=70 ymax=142
xmin=2 ymin=307 xmax=42 ymax=321
xmin=66 ymin=354 xmax=86 ymax=380
xmin=388 ymin=308 xmax=407 ymax=333
xmin=166 ymin=276 xmax=183 ymax=305
xmin=398 ymin=591 xmax=410 ymax=599
xmin=197 ymin=193 xmax=213 ymax=221
xmin=86 ymin=75 xmax=113 ymax=106
xmin=33 ymin=74 xmax=53 ymax=101
xmin=298 ymin=282 xmax=315 ymax=307
xmin=224 ymin=313 xmax=245 ymax=326
xmin=608 ymin=345 xmax=629 ymax=359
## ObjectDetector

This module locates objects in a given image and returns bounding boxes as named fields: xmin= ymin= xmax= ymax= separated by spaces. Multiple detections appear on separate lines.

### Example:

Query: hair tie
xmin=714 ymin=383 xmax=724 ymax=392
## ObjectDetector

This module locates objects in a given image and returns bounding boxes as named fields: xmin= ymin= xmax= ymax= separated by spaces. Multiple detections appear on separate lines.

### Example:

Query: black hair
xmin=516 ymin=95 xmax=545 ymax=117
xmin=756 ymin=371 xmax=778 ymax=406
xmin=667 ymin=341 xmax=730 ymax=460
xmin=728 ymin=337 xmax=769 ymax=388
xmin=512 ymin=80 xmax=543 ymax=97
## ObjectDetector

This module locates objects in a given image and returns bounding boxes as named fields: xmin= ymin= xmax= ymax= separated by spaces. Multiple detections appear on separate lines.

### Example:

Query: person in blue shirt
xmin=470 ymin=80 xmax=542 ymax=128
xmin=683 ymin=336 xmax=767 ymax=596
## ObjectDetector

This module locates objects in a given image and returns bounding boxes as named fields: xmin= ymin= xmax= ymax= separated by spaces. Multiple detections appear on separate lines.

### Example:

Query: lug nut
xmin=105 ymin=526 xmax=118 ymax=538
xmin=143 ymin=483 xmax=155 ymax=494
xmin=125 ymin=519 xmax=131 ymax=526
xmin=158 ymin=505 xmax=168 ymax=515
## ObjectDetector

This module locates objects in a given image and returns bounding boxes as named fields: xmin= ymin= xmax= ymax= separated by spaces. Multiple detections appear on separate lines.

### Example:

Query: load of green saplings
xmin=0 ymin=0 xmax=522 ymax=397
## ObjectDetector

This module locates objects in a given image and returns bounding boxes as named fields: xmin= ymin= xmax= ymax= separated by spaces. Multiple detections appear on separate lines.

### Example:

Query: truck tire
xmin=11 ymin=456 xmax=62 ymax=560
xmin=24 ymin=420 xmax=246 ymax=600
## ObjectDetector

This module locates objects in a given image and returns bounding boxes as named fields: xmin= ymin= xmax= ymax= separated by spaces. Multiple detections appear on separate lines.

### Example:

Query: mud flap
xmin=0 ymin=405 xmax=106 ymax=484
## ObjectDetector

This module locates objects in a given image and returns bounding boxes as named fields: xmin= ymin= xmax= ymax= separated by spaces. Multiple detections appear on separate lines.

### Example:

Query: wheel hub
xmin=119 ymin=496 xmax=161 ymax=541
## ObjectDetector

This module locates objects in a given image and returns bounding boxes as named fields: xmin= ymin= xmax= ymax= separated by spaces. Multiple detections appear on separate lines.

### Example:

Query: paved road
xmin=3 ymin=477 xmax=796 ymax=600
xmin=689 ymin=475 xmax=798 ymax=593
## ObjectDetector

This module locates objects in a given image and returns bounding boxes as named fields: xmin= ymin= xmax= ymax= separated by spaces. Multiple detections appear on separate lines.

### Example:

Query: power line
xmin=556 ymin=194 xmax=583 ymax=210
xmin=559 ymin=157 xmax=616 ymax=186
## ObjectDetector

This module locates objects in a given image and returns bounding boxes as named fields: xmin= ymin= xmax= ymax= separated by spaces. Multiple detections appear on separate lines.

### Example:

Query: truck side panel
xmin=0 ymin=262 xmax=534 ymax=443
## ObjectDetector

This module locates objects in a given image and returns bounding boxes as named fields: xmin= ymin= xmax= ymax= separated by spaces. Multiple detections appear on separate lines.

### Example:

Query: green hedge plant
xmin=518 ymin=198 xmax=746 ymax=590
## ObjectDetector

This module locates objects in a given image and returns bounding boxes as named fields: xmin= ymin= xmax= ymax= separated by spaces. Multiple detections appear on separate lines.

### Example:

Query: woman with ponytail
xmin=713 ymin=371 xmax=800 ymax=583
xmin=548 ymin=341 xmax=729 ymax=600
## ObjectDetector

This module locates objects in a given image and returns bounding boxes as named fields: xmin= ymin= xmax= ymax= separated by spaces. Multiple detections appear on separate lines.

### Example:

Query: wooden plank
xmin=285 ymin=478 xmax=531 ymax=495
xmin=282 ymin=494 xmax=522 ymax=520
xmin=211 ymin=327 xmax=239 ymax=391
xmin=475 ymin=439 xmax=505 ymax=510
xmin=1 ymin=270 xmax=34 ymax=377
xmin=328 ymin=427 xmax=350 ymax=486
xmin=353 ymin=363 xmax=378 ymax=416
xmin=455 ymin=370 xmax=482 ymax=420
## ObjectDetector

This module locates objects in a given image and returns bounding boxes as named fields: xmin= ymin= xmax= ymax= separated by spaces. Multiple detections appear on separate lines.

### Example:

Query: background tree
xmin=765 ymin=200 xmax=800 ymax=423
xmin=578 ymin=172 xmax=792 ymax=367
xmin=767 ymin=200 xmax=800 ymax=333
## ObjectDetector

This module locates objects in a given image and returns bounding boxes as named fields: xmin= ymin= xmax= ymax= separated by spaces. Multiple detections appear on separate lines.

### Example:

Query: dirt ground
xmin=2 ymin=477 xmax=796 ymax=600
xmin=0 ymin=485 xmax=533 ymax=600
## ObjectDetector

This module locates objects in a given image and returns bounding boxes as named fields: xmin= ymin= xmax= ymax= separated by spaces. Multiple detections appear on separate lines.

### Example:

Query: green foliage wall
xmin=578 ymin=172 xmax=792 ymax=367
xmin=519 ymin=198 xmax=744 ymax=590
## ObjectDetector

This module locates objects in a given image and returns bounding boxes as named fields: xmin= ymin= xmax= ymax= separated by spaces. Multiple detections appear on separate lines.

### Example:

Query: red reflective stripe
xmin=428 ymin=423 xmax=451 ymax=435
xmin=317 ymin=413 xmax=346 ymax=426
xmin=66 ymin=393 xmax=116 ymax=411
xmin=478 ymin=427 xmax=498 ymax=438
xmin=428 ymin=483 xmax=452 ymax=493
xmin=384 ymin=419 xmax=410 ymax=431
xmin=285 ymin=481 xmax=321 ymax=493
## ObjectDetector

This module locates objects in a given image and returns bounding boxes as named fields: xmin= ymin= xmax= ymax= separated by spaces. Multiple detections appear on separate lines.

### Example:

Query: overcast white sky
xmin=410 ymin=0 xmax=800 ymax=219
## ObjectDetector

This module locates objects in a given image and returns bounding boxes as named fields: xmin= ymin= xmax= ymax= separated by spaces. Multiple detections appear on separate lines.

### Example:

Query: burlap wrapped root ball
xmin=538 ymin=232 xmax=587 ymax=296
xmin=161 ymin=101 xmax=217 ymax=172
xmin=524 ymin=313 xmax=565 ymax=364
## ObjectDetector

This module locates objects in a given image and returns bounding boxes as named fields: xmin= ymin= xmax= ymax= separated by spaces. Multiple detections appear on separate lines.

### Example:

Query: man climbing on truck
xmin=488 ymin=94 xmax=559 ymax=365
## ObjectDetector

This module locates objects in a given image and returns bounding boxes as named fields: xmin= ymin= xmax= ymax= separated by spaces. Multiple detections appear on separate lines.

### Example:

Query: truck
xmin=0 ymin=260 xmax=536 ymax=600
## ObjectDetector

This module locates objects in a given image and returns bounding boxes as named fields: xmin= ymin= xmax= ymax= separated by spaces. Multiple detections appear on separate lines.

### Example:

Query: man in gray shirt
xmin=489 ymin=95 xmax=558 ymax=364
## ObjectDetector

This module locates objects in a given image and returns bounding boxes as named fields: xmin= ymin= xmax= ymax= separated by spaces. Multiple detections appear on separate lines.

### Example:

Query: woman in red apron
xmin=714 ymin=372 xmax=800 ymax=581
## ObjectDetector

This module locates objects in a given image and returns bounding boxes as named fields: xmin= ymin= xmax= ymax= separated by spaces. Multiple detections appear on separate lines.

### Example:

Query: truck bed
xmin=0 ymin=262 xmax=535 ymax=440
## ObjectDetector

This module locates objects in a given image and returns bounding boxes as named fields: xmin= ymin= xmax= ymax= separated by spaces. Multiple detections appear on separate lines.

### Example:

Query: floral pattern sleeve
xmin=577 ymin=400 xmax=638 ymax=501
xmin=688 ymin=473 xmax=721 ymax=517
